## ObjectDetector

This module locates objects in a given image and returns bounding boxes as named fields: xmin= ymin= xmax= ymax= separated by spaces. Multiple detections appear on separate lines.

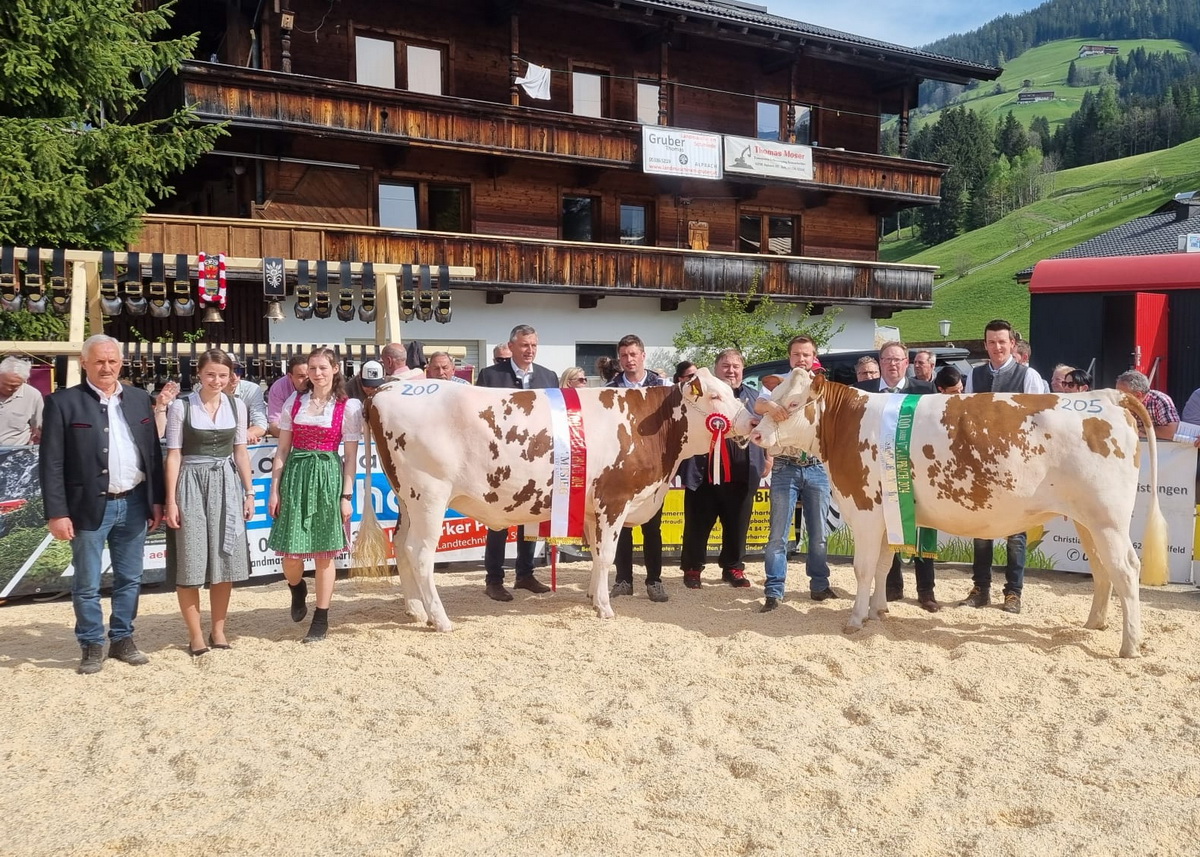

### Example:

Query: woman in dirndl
xmin=164 ymin=348 xmax=256 ymax=656
xmin=268 ymin=347 xmax=362 ymax=643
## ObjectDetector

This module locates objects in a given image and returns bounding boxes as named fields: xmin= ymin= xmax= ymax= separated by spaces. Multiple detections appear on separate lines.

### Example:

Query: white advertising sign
xmin=1037 ymin=441 xmax=1196 ymax=583
xmin=723 ymin=135 xmax=814 ymax=181
xmin=641 ymin=126 xmax=722 ymax=180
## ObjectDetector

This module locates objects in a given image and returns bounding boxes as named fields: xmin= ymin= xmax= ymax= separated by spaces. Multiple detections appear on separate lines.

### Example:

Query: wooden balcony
xmin=156 ymin=62 xmax=945 ymax=204
xmin=134 ymin=215 xmax=936 ymax=311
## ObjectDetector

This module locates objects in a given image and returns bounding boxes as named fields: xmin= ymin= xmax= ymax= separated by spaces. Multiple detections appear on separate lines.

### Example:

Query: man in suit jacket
xmin=853 ymin=341 xmax=940 ymax=612
xmin=475 ymin=324 xmax=557 ymax=601
xmin=40 ymin=335 xmax=166 ymax=674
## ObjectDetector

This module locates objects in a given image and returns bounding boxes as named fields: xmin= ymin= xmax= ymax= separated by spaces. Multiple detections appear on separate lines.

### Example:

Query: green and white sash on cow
xmin=878 ymin=394 xmax=938 ymax=558
xmin=540 ymin=388 xmax=587 ymax=544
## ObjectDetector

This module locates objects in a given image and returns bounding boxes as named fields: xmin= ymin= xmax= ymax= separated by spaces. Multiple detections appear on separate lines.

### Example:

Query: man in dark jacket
xmin=40 ymin=335 xmax=165 ymax=674
xmin=853 ymin=341 xmax=940 ymax=612
xmin=679 ymin=349 xmax=765 ymax=595
xmin=475 ymin=324 xmax=557 ymax=601
xmin=606 ymin=334 xmax=671 ymax=603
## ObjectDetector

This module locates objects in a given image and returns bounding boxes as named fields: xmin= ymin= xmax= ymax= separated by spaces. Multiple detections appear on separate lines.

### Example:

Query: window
xmin=355 ymin=35 xmax=444 ymax=94
xmin=757 ymin=101 xmax=782 ymax=141
xmin=757 ymin=101 xmax=814 ymax=144
xmin=380 ymin=183 xmax=417 ymax=229
xmin=637 ymin=82 xmax=660 ymax=125
xmin=739 ymin=213 xmax=797 ymax=256
xmin=406 ymin=44 xmax=443 ymax=95
xmin=573 ymin=71 xmax=604 ymax=118
xmin=562 ymin=195 xmax=599 ymax=241
xmin=793 ymin=105 xmax=813 ymax=145
xmin=620 ymin=204 xmax=650 ymax=245
xmin=428 ymin=186 xmax=464 ymax=232
xmin=380 ymin=182 xmax=466 ymax=231
xmin=356 ymin=36 xmax=396 ymax=89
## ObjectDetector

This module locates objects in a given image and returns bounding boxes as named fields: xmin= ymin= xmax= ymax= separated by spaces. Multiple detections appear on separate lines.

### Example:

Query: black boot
xmin=303 ymin=607 xmax=328 ymax=644
xmin=289 ymin=578 xmax=308 ymax=623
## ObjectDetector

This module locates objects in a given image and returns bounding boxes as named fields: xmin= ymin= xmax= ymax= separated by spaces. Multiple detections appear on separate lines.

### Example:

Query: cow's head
xmin=682 ymin=368 xmax=755 ymax=437
xmin=750 ymin=368 xmax=822 ymax=452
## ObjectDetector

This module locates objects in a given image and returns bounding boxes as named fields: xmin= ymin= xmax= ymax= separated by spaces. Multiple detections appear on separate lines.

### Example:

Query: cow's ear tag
xmin=688 ymin=377 xmax=702 ymax=398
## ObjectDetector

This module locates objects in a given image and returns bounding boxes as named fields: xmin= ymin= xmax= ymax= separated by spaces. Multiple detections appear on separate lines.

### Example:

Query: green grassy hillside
xmin=887 ymin=136 xmax=1200 ymax=342
xmin=912 ymin=38 xmax=1194 ymax=131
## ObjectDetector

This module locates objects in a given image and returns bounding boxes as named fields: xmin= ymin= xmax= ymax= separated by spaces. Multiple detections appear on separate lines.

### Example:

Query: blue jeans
xmin=971 ymin=533 xmax=1026 ymax=596
xmin=70 ymin=494 xmax=149 ymax=646
xmin=764 ymin=462 xmax=831 ymax=598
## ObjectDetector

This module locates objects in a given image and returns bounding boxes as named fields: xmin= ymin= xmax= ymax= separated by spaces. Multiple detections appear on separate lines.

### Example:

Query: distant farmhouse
xmin=1078 ymin=44 xmax=1120 ymax=58
xmin=1018 ymin=91 xmax=1055 ymax=103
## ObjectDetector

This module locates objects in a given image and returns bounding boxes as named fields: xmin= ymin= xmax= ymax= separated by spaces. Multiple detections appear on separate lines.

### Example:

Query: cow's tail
xmin=1125 ymin=394 xmax=1168 ymax=585
xmin=351 ymin=401 xmax=391 ymax=578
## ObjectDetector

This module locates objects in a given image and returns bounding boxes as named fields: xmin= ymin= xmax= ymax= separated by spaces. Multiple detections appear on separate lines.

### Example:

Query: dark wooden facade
xmin=142 ymin=0 xmax=998 ymax=311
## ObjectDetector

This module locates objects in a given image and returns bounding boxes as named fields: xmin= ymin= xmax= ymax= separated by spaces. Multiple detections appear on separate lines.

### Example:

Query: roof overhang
xmin=1029 ymin=254 xmax=1200 ymax=294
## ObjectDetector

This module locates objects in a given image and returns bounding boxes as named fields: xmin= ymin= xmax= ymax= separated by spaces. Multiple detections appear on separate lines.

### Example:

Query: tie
xmin=886 ymin=386 xmax=897 ymax=393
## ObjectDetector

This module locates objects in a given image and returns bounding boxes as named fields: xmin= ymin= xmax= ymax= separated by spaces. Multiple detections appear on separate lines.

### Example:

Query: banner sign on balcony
xmin=642 ymin=127 xmax=722 ymax=180
xmin=723 ymin=135 xmax=814 ymax=182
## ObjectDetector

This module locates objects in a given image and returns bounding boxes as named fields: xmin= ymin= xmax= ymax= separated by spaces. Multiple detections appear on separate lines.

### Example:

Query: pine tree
xmin=0 ymin=0 xmax=224 ymax=249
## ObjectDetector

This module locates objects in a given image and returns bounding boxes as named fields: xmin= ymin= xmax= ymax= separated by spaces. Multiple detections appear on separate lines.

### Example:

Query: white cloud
xmin=764 ymin=0 xmax=1044 ymax=49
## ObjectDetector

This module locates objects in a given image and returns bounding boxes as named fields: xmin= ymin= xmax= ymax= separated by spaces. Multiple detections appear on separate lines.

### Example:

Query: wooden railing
xmin=157 ymin=62 xmax=945 ymax=203
xmin=135 ymin=215 xmax=936 ymax=308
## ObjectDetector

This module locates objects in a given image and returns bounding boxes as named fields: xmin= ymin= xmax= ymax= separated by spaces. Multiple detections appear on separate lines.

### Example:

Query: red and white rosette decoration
xmin=706 ymin=412 xmax=732 ymax=485
xmin=197 ymin=252 xmax=227 ymax=311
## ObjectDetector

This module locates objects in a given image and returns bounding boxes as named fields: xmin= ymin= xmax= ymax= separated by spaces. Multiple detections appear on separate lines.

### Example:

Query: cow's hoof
xmin=870 ymin=608 xmax=888 ymax=622
xmin=843 ymin=620 xmax=864 ymax=635
xmin=596 ymin=605 xmax=615 ymax=620
xmin=431 ymin=619 xmax=453 ymax=633
xmin=1084 ymin=618 xmax=1108 ymax=631
xmin=407 ymin=605 xmax=430 ymax=625
xmin=1119 ymin=641 xmax=1142 ymax=658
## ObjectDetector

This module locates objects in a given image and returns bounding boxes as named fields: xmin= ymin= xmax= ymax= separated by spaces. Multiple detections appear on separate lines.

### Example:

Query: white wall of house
xmin=265 ymin=289 xmax=878 ymax=374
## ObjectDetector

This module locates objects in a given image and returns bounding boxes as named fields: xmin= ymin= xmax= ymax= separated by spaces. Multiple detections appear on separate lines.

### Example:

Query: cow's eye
xmin=788 ymin=401 xmax=800 ymax=411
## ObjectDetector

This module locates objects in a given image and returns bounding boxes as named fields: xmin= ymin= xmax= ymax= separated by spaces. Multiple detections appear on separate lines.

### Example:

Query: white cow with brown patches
xmin=366 ymin=369 xmax=753 ymax=631
xmin=751 ymin=370 xmax=1168 ymax=657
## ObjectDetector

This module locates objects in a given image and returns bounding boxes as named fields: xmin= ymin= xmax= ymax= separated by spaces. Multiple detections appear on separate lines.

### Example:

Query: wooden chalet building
xmin=131 ymin=0 xmax=999 ymax=371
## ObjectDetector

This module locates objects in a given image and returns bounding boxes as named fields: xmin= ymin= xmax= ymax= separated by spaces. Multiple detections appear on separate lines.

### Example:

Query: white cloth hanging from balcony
xmin=515 ymin=62 xmax=551 ymax=100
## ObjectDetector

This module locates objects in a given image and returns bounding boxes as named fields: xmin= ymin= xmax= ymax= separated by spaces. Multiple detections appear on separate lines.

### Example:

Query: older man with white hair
xmin=0 ymin=356 xmax=44 ymax=445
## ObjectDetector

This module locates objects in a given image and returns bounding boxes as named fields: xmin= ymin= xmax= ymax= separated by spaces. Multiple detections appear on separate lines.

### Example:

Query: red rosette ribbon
xmin=705 ymin=412 xmax=732 ymax=485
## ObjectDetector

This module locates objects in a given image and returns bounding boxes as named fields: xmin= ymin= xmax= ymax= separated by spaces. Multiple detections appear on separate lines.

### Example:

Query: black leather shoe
xmin=485 ymin=582 xmax=513 ymax=602
xmin=810 ymin=587 xmax=840 ymax=602
xmin=760 ymin=596 xmax=780 ymax=613
xmin=108 ymin=637 xmax=149 ymax=666
xmin=78 ymin=643 xmax=104 ymax=675
xmin=208 ymin=634 xmax=231 ymax=650
xmin=289 ymin=579 xmax=308 ymax=623
xmin=188 ymin=645 xmax=210 ymax=657
xmin=959 ymin=586 xmax=990 ymax=608
xmin=886 ymin=586 xmax=904 ymax=602
xmin=513 ymin=575 xmax=551 ymax=594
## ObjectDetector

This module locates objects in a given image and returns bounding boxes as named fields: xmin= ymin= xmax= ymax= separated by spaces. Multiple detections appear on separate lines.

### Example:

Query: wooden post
xmin=382 ymin=272 xmax=400 ymax=346
xmin=658 ymin=37 xmax=669 ymax=126
xmin=899 ymin=81 xmax=911 ymax=156
xmin=510 ymin=15 xmax=520 ymax=106
xmin=67 ymin=261 xmax=89 ymax=386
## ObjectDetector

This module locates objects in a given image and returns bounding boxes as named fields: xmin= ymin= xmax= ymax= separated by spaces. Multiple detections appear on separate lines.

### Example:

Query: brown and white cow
xmin=365 ymin=369 xmax=753 ymax=631
xmin=751 ymin=370 xmax=1168 ymax=657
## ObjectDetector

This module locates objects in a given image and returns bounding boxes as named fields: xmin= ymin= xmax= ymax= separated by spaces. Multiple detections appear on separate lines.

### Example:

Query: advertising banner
xmin=723 ymin=135 xmax=814 ymax=182
xmin=1036 ymin=441 xmax=1197 ymax=583
xmin=641 ymin=126 xmax=722 ymax=180
xmin=0 ymin=443 xmax=535 ymax=600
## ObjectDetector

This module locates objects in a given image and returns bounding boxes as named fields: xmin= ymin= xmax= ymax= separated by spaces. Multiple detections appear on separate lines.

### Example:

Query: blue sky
xmin=766 ymin=1 xmax=1047 ymax=49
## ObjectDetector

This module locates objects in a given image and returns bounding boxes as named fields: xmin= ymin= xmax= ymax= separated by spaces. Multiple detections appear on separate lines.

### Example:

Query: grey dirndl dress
xmin=166 ymin=395 xmax=251 ymax=588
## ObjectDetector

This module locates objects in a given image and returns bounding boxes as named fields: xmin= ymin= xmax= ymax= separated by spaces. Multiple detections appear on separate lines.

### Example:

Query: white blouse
xmin=165 ymin=392 xmax=248 ymax=450
xmin=278 ymin=392 xmax=364 ymax=443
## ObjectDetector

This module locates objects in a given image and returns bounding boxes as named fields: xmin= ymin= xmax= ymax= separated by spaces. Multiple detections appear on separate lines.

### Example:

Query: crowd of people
xmin=13 ymin=317 xmax=1200 ymax=675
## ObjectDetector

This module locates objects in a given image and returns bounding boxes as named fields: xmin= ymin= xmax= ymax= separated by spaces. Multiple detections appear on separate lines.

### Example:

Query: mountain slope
xmin=888 ymin=136 xmax=1200 ymax=342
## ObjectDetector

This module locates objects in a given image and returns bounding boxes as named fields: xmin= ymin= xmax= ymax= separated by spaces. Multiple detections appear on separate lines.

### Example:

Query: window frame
xmin=378 ymin=179 xmax=470 ymax=232
xmin=738 ymin=209 xmax=801 ymax=257
xmin=351 ymin=29 xmax=449 ymax=95
xmin=561 ymin=193 xmax=602 ymax=242
xmin=569 ymin=65 xmax=610 ymax=118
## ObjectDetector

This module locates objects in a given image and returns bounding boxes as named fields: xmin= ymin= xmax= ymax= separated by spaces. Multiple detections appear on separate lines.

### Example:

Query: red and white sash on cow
xmin=878 ymin=395 xmax=937 ymax=558
xmin=540 ymin=388 xmax=587 ymax=543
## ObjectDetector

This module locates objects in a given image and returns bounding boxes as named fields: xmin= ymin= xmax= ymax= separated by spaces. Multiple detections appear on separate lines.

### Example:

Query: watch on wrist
xmin=341 ymin=493 xmax=353 ymax=501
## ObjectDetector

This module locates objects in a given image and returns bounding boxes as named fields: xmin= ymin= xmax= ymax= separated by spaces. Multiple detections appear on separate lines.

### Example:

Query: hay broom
xmin=351 ymin=404 xmax=391 ymax=579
